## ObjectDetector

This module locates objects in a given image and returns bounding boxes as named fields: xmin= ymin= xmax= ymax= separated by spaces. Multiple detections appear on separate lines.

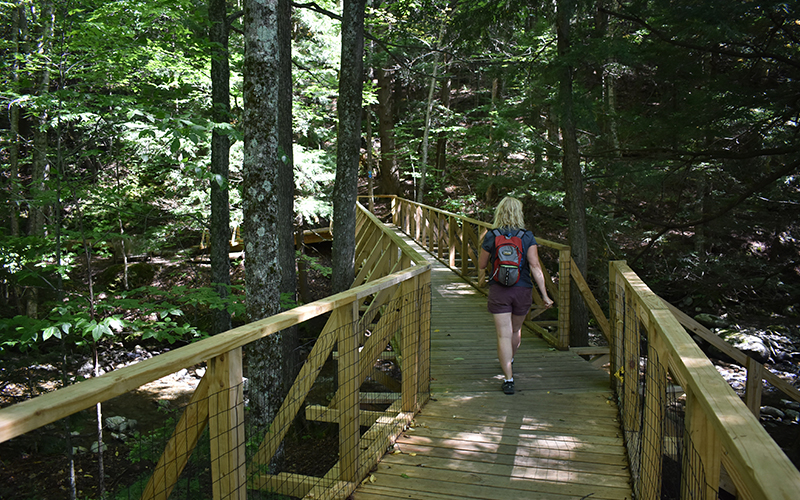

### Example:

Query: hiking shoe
xmin=502 ymin=380 xmax=515 ymax=395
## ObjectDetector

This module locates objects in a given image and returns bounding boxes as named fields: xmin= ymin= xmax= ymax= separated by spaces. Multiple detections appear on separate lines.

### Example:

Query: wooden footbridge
xmin=1 ymin=196 xmax=800 ymax=500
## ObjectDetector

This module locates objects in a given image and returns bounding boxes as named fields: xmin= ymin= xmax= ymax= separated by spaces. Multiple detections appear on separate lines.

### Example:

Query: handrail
xmin=661 ymin=296 xmax=800 ymax=413
xmin=0 ymin=201 xmax=432 ymax=500
xmin=610 ymin=260 xmax=800 ymax=499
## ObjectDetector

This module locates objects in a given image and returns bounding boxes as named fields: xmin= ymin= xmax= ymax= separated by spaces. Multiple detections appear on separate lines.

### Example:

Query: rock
xmin=717 ymin=329 xmax=772 ymax=363
xmin=90 ymin=441 xmax=108 ymax=453
xmin=695 ymin=313 xmax=729 ymax=328
xmin=785 ymin=409 xmax=799 ymax=422
xmin=78 ymin=360 xmax=106 ymax=377
xmin=111 ymin=432 xmax=128 ymax=442
xmin=194 ymin=367 xmax=206 ymax=378
xmin=105 ymin=415 xmax=137 ymax=433
xmin=781 ymin=399 xmax=800 ymax=411
xmin=761 ymin=406 xmax=786 ymax=419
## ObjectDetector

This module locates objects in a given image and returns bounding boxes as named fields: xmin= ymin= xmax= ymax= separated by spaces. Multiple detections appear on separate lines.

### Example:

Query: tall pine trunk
xmin=557 ymin=0 xmax=589 ymax=347
xmin=277 ymin=0 xmax=300 ymax=387
xmin=209 ymin=0 xmax=232 ymax=335
xmin=27 ymin=0 xmax=54 ymax=319
xmin=332 ymin=0 xmax=366 ymax=293
xmin=376 ymin=67 xmax=400 ymax=195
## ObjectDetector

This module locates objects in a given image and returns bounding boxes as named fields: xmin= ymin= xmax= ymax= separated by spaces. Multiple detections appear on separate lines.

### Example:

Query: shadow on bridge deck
xmin=351 ymin=229 xmax=632 ymax=500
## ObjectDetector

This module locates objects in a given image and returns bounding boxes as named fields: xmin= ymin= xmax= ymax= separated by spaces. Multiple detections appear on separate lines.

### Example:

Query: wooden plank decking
xmin=352 ymin=229 xmax=633 ymax=500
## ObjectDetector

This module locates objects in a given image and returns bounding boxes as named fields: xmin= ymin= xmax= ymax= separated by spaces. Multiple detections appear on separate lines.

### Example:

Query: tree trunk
xmin=243 ymin=0 xmax=283 ymax=436
xmin=26 ymin=0 xmax=55 ymax=319
xmin=277 ymin=0 xmax=299 ymax=386
xmin=209 ymin=0 xmax=232 ymax=335
xmin=376 ymin=66 xmax=400 ymax=195
xmin=417 ymin=23 xmax=446 ymax=203
xmin=436 ymin=55 xmax=451 ymax=178
xmin=417 ymin=68 xmax=437 ymax=203
xmin=557 ymin=0 xmax=589 ymax=347
xmin=8 ymin=3 xmax=24 ymax=238
xmin=332 ymin=0 xmax=366 ymax=294
xmin=365 ymin=107 xmax=375 ymax=212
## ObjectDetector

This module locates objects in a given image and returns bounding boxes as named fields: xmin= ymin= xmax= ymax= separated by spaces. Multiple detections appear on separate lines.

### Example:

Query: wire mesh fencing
xmin=0 ymin=280 xmax=430 ymax=500
xmin=613 ymin=283 xmax=709 ymax=500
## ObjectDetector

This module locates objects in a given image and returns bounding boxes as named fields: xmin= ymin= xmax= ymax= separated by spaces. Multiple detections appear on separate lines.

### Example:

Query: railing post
xmin=685 ymin=387 xmax=722 ymax=500
xmin=448 ymin=215 xmax=456 ymax=268
xmin=609 ymin=262 xmax=624 ymax=389
xmin=461 ymin=223 xmax=471 ymax=276
xmin=745 ymin=357 xmax=764 ymax=418
xmin=401 ymin=276 xmax=421 ymax=412
xmin=391 ymin=196 xmax=398 ymax=226
xmin=436 ymin=212 xmax=444 ymax=260
xmin=414 ymin=205 xmax=422 ymax=242
xmin=622 ymin=280 xmax=640 ymax=439
xmin=338 ymin=302 xmax=360 ymax=483
xmin=641 ymin=329 xmax=665 ymax=499
xmin=418 ymin=271 xmax=432 ymax=405
xmin=558 ymin=247 xmax=571 ymax=349
xmin=427 ymin=208 xmax=435 ymax=253
xmin=208 ymin=347 xmax=246 ymax=500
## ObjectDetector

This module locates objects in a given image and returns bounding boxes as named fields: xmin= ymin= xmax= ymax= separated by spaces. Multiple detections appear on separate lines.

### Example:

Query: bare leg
xmin=511 ymin=313 xmax=526 ymax=360
xmin=493 ymin=313 xmax=514 ymax=380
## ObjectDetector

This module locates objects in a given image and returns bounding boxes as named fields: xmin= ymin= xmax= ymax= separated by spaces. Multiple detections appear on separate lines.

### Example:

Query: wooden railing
xmin=610 ymin=260 xmax=800 ymax=499
xmin=381 ymin=195 xmax=611 ymax=350
xmin=0 ymin=202 xmax=431 ymax=500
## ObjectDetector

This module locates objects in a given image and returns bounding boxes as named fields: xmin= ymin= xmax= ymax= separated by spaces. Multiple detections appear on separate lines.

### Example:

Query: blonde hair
xmin=492 ymin=196 xmax=525 ymax=229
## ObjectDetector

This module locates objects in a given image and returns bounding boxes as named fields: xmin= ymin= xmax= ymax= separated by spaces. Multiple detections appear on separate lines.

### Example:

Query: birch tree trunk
xmin=332 ymin=0 xmax=366 ymax=293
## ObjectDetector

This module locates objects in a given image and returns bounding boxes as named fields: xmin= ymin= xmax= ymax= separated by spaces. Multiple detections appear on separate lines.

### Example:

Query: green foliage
xmin=120 ymin=415 xmax=211 ymax=499
xmin=294 ymin=145 xmax=334 ymax=224
xmin=0 ymin=283 xmax=245 ymax=353
xmin=298 ymin=252 xmax=332 ymax=279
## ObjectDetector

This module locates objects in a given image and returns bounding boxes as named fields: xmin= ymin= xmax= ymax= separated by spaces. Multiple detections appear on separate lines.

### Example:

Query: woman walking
xmin=478 ymin=197 xmax=554 ymax=394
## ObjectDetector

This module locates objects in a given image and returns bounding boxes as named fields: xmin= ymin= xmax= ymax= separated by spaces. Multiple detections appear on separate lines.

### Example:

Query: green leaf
xmin=91 ymin=323 xmax=111 ymax=342
xmin=43 ymin=326 xmax=61 ymax=341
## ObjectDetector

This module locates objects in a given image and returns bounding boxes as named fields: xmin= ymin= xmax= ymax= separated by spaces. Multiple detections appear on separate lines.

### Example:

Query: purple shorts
xmin=487 ymin=285 xmax=533 ymax=316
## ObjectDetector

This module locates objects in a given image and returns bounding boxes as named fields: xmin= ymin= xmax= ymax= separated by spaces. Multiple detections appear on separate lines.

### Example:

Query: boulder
xmin=105 ymin=415 xmax=138 ymax=433
xmin=761 ymin=406 xmax=786 ymax=419
xmin=717 ymin=329 xmax=772 ymax=363
xmin=694 ymin=313 xmax=729 ymax=328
